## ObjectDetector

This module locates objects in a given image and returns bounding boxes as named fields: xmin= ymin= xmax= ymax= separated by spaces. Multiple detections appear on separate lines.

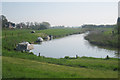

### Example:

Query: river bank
xmin=2 ymin=56 xmax=118 ymax=78
xmin=2 ymin=28 xmax=89 ymax=51
xmin=2 ymin=48 xmax=118 ymax=78
xmin=84 ymin=28 xmax=118 ymax=51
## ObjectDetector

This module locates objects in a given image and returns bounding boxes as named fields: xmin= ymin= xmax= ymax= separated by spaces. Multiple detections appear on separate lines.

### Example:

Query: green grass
xmin=2 ymin=28 xmax=87 ymax=51
xmin=2 ymin=56 xmax=118 ymax=78
xmin=2 ymin=49 xmax=118 ymax=71
xmin=85 ymin=28 xmax=118 ymax=50
xmin=36 ymin=28 xmax=87 ymax=36
xmin=2 ymin=28 xmax=119 ymax=78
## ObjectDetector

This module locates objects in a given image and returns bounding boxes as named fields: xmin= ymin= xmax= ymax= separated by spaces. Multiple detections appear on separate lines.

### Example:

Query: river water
xmin=30 ymin=32 xmax=117 ymax=58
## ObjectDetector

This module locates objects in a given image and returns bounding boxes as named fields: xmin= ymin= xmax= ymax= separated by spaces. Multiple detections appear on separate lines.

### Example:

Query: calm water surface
xmin=30 ymin=32 xmax=117 ymax=58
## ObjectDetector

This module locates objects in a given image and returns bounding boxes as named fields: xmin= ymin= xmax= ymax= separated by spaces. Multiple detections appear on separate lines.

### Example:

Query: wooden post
xmin=76 ymin=55 xmax=78 ymax=59
xmin=106 ymin=55 xmax=109 ymax=59
xmin=39 ymin=53 xmax=40 ymax=57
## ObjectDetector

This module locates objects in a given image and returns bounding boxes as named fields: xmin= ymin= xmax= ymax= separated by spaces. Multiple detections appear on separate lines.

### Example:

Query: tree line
xmin=1 ymin=15 xmax=51 ymax=30
xmin=81 ymin=24 xmax=116 ymax=28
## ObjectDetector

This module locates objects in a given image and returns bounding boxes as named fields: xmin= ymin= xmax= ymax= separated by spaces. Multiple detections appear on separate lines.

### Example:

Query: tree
xmin=40 ymin=22 xmax=50 ymax=30
xmin=26 ymin=22 xmax=30 ymax=28
xmin=16 ymin=22 xmax=26 ymax=29
xmin=16 ymin=24 xmax=21 ymax=28
xmin=1 ymin=15 xmax=8 ymax=28
xmin=20 ymin=22 xmax=26 ymax=28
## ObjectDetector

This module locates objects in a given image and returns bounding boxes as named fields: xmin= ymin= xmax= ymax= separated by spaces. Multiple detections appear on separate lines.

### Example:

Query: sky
xmin=1 ymin=0 xmax=120 ymax=2
xmin=118 ymin=1 xmax=120 ymax=17
xmin=2 ymin=1 xmax=118 ymax=26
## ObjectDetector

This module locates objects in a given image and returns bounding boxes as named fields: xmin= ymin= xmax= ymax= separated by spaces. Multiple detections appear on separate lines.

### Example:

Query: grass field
xmin=2 ymin=49 xmax=118 ymax=71
xmin=2 ymin=46 xmax=119 ymax=78
xmin=2 ymin=56 xmax=118 ymax=78
xmin=2 ymin=28 xmax=119 ymax=78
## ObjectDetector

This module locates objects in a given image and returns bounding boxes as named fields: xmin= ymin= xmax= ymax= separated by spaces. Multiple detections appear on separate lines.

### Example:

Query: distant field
xmin=36 ymin=28 xmax=87 ymax=36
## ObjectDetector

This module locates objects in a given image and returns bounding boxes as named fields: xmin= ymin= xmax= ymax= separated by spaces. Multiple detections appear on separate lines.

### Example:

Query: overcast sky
xmin=2 ymin=2 xmax=118 ymax=26
xmin=118 ymin=1 xmax=120 ymax=17
xmin=1 ymin=0 xmax=120 ymax=2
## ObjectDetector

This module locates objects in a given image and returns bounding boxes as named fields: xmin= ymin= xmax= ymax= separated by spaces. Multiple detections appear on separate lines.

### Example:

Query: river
xmin=30 ymin=32 xmax=117 ymax=58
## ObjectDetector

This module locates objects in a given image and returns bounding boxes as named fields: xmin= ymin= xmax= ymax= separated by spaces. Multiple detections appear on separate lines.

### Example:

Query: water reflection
xmin=30 ymin=32 xmax=116 ymax=58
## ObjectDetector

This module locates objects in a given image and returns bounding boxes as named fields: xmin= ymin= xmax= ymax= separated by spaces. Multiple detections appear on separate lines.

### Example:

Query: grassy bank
xmin=84 ymin=28 xmax=118 ymax=50
xmin=2 ymin=28 xmax=88 ymax=51
xmin=2 ymin=56 xmax=118 ymax=78
xmin=3 ymin=49 xmax=118 ymax=71
xmin=2 ymin=49 xmax=119 ymax=78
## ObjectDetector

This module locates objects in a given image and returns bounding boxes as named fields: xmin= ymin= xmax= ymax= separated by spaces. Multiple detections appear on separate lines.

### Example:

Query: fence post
xmin=39 ymin=53 xmax=40 ymax=57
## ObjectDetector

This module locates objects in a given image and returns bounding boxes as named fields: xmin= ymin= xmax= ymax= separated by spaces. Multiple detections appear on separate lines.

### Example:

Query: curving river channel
xmin=30 ymin=32 xmax=117 ymax=58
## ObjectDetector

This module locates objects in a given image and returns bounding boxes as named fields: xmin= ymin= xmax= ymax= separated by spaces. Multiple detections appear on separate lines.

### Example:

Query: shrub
xmin=29 ymin=52 xmax=34 ymax=55
xmin=64 ymin=56 xmax=69 ymax=59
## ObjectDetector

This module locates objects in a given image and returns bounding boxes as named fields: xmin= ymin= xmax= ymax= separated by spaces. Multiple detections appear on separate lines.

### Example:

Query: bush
xmin=29 ymin=52 xmax=34 ymax=55
xmin=64 ymin=56 xmax=69 ymax=59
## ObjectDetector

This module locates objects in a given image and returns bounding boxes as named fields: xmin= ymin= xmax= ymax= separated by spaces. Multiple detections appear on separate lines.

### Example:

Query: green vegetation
xmin=2 ymin=28 xmax=88 ymax=51
xmin=1 ymin=15 xmax=51 ymax=29
xmin=36 ymin=28 xmax=85 ymax=36
xmin=85 ymin=28 xmax=118 ymax=50
xmin=2 ymin=56 xmax=118 ymax=78
xmin=3 ymin=49 xmax=118 ymax=71
xmin=1 ymin=12 xmax=119 ymax=79
xmin=2 ymin=28 xmax=119 ymax=78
